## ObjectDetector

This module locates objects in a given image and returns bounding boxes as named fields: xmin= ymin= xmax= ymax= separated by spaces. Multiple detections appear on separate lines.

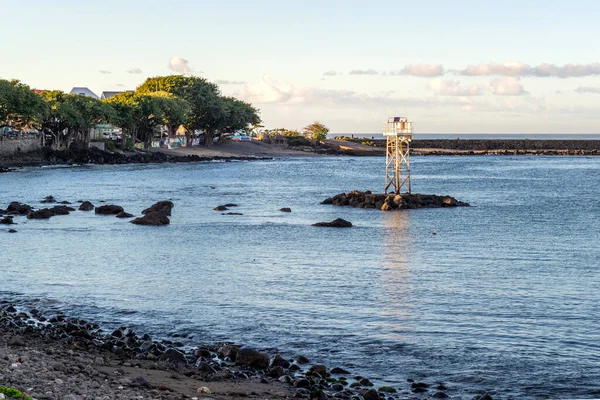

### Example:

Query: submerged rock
xmin=280 ymin=207 xmax=292 ymax=212
xmin=131 ymin=211 xmax=170 ymax=226
xmin=312 ymin=218 xmax=353 ymax=228
xmin=78 ymin=201 xmax=94 ymax=211
xmin=116 ymin=211 xmax=134 ymax=218
xmin=95 ymin=204 xmax=124 ymax=215
xmin=214 ymin=205 xmax=229 ymax=211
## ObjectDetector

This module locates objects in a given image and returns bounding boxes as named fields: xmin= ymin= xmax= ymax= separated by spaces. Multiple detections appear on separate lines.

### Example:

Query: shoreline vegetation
xmin=0 ymin=300 xmax=491 ymax=400
xmin=2 ymin=138 xmax=600 ymax=171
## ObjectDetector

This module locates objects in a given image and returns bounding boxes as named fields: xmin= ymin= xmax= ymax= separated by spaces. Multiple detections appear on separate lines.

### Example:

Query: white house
xmin=69 ymin=87 xmax=99 ymax=99
xmin=100 ymin=91 xmax=121 ymax=100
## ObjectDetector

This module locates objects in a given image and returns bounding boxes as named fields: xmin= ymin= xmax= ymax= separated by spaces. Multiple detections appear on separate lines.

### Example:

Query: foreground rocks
xmin=94 ymin=204 xmax=125 ymax=215
xmin=131 ymin=211 xmax=170 ymax=226
xmin=322 ymin=191 xmax=469 ymax=211
xmin=0 ymin=301 xmax=468 ymax=400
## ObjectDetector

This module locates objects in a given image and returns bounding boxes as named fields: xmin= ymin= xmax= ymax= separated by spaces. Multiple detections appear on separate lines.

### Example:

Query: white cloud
xmin=395 ymin=64 xmax=445 ymax=77
xmin=460 ymin=61 xmax=600 ymax=78
xmin=239 ymin=76 xmax=295 ymax=103
xmin=488 ymin=78 xmax=528 ymax=96
xmin=575 ymin=86 xmax=600 ymax=94
xmin=323 ymin=70 xmax=342 ymax=76
xmin=99 ymin=70 xmax=112 ymax=74
xmin=126 ymin=68 xmax=143 ymax=74
xmin=215 ymin=79 xmax=245 ymax=85
xmin=349 ymin=69 xmax=379 ymax=75
xmin=167 ymin=56 xmax=191 ymax=74
xmin=429 ymin=79 xmax=483 ymax=96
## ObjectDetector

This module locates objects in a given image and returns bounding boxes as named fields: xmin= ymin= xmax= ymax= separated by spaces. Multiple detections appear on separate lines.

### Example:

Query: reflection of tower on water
xmin=378 ymin=211 xmax=413 ymax=318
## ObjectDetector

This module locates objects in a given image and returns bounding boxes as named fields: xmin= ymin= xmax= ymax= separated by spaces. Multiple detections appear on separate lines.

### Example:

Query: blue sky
xmin=2 ymin=0 xmax=600 ymax=133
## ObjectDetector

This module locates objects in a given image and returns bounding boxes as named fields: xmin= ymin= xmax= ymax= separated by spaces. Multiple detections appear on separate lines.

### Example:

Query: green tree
xmin=137 ymin=75 xmax=223 ymax=146
xmin=0 ymin=79 xmax=46 ymax=131
xmin=106 ymin=91 xmax=190 ymax=149
xmin=303 ymin=121 xmax=330 ymax=141
xmin=39 ymin=91 xmax=113 ymax=149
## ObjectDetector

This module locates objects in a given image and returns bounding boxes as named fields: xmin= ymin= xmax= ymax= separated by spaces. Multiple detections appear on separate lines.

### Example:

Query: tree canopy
xmin=136 ymin=75 xmax=260 ymax=145
xmin=0 ymin=79 xmax=46 ymax=131
xmin=303 ymin=121 xmax=330 ymax=141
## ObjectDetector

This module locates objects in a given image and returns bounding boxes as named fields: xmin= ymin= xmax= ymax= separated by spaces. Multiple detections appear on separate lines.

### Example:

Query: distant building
xmin=69 ymin=87 xmax=98 ymax=99
xmin=100 ymin=91 xmax=122 ymax=100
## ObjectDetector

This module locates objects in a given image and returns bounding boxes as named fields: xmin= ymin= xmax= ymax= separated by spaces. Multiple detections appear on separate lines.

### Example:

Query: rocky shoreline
xmin=0 ymin=147 xmax=270 ymax=171
xmin=322 ymin=191 xmax=469 ymax=211
xmin=0 ymin=300 xmax=500 ymax=400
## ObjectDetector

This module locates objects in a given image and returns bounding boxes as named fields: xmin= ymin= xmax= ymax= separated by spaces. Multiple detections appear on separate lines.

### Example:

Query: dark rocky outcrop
xmin=95 ymin=205 xmax=124 ymax=215
xmin=131 ymin=211 xmax=170 ymax=226
xmin=41 ymin=195 xmax=56 ymax=203
xmin=142 ymin=201 xmax=174 ymax=216
xmin=322 ymin=190 xmax=469 ymax=211
xmin=312 ymin=218 xmax=353 ymax=228
xmin=78 ymin=201 xmax=95 ymax=211
xmin=27 ymin=208 xmax=55 ymax=219
xmin=280 ymin=207 xmax=292 ymax=212
xmin=6 ymin=202 xmax=32 ymax=215
xmin=0 ymin=216 xmax=14 ymax=224
xmin=235 ymin=347 xmax=270 ymax=369
xmin=116 ymin=211 xmax=134 ymax=218
xmin=158 ymin=348 xmax=187 ymax=365
xmin=214 ymin=205 xmax=229 ymax=211
xmin=8 ymin=228 xmax=17 ymax=233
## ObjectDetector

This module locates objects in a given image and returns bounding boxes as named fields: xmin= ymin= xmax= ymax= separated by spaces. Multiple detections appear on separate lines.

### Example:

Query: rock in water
xmin=131 ymin=211 xmax=170 ymax=226
xmin=322 ymin=191 xmax=469 ymax=211
xmin=312 ymin=218 xmax=353 ymax=228
xmin=78 ymin=201 xmax=94 ymax=211
xmin=8 ymin=229 xmax=17 ymax=233
xmin=280 ymin=207 xmax=292 ymax=212
xmin=27 ymin=208 xmax=55 ymax=219
xmin=214 ymin=205 xmax=229 ymax=211
xmin=6 ymin=202 xmax=32 ymax=215
xmin=142 ymin=201 xmax=174 ymax=216
xmin=95 ymin=204 xmax=124 ymax=215
xmin=235 ymin=347 xmax=270 ymax=369
xmin=115 ymin=211 xmax=134 ymax=218
xmin=0 ymin=216 xmax=14 ymax=224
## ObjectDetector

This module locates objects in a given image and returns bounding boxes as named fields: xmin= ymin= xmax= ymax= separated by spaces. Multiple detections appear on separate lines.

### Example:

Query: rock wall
xmin=0 ymin=138 xmax=41 ymax=156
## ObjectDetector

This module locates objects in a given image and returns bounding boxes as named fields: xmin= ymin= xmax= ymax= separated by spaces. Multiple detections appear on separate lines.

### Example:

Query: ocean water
xmin=1 ymin=156 xmax=599 ymax=399
xmin=331 ymin=133 xmax=600 ymax=140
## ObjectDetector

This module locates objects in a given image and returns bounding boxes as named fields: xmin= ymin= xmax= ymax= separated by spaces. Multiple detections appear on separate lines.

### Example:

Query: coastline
xmin=3 ymin=138 xmax=600 ymax=171
xmin=0 ymin=299 xmax=464 ymax=400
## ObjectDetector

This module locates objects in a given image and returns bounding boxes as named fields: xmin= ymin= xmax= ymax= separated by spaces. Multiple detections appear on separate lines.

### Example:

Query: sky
xmin=2 ymin=0 xmax=600 ymax=133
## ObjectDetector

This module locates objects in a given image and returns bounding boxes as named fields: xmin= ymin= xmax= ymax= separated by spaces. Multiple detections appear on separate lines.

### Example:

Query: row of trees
xmin=0 ymin=76 xmax=261 ymax=149
xmin=260 ymin=122 xmax=330 ymax=141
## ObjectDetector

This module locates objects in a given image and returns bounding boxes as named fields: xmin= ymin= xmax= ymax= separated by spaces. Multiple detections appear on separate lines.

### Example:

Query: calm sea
xmin=2 ymin=156 xmax=599 ymax=399
xmin=331 ymin=133 xmax=600 ymax=140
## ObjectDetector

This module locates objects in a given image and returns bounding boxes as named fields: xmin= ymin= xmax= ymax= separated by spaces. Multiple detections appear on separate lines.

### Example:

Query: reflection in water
xmin=377 ymin=211 xmax=413 ymax=329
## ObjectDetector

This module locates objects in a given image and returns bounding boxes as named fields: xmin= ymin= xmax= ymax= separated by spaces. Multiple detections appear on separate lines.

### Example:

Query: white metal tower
xmin=384 ymin=117 xmax=414 ymax=195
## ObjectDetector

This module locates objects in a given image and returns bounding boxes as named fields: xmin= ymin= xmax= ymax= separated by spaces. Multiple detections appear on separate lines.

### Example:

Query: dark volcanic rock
xmin=116 ymin=211 xmax=134 ymax=218
xmin=159 ymin=348 xmax=187 ymax=364
xmin=222 ymin=212 xmax=243 ymax=215
xmin=95 ymin=204 xmax=124 ymax=215
xmin=27 ymin=208 xmax=55 ymax=219
xmin=142 ymin=201 xmax=174 ymax=216
xmin=270 ymin=354 xmax=291 ymax=369
xmin=296 ymin=355 xmax=310 ymax=364
xmin=0 ymin=216 xmax=14 ymax=224
xmin=363 ymin=389 xmax=380 ymax=400
xmin=131 ymin=211 xmax=170 ymax=226
xmin=312 ymin=218 xmax=353 ymax=228
xmin=78 ymin=201 xmax=95 ymax=211
xmin=322 ymin=191 xmax=469 ymax=211
xmin=41 ymin=195 xmax=56 ymax=203
xmin=7 ymin=202 xmax=32 ymax=215
xmin=214 ymin=205 xmax=229 ymax=211
xmin=280 ymin=207 xmax=292 ymax=212
xmin=49 ymin=205 xmax=74 ymax=215
xmin=8 ymin=229 xmax=17 ymax=233
xmin=236 ymin=347 xmax=270 ymax=369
